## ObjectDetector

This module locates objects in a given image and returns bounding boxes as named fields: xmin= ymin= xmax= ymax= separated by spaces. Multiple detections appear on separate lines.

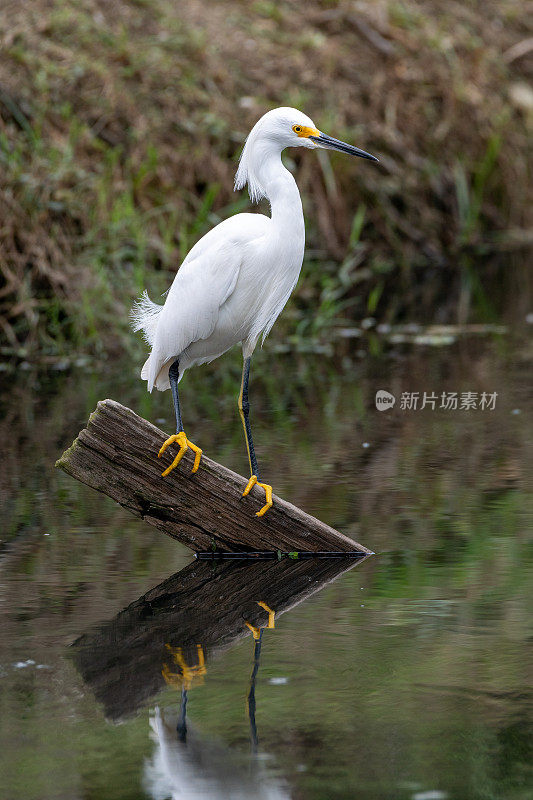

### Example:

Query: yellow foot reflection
xmin=257 ymin=601 xmax=275 ymax=629
xmin=158 ymin=431 xmax=202 ymax=476
xmin=245 ymin=601 xmax=276 ymax=639
xmin=162 ymin=644 xmax=206 ymax=690
xmin=242 ymin=475 xmax=273 ymax=517
xmin=245 ymin=621 xmax=262 ymax=640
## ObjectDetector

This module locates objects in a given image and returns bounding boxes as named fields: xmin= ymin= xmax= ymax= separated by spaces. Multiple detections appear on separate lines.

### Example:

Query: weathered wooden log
xmin=56 ymin=399 xmax=371 ymax=554
xmin=72 ymin=556 xmax=368 ymax=720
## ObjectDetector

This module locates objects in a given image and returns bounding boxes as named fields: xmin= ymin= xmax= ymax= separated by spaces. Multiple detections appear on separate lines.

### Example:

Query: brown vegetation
xmin=0 ymin=0 xmax=531 ymax=357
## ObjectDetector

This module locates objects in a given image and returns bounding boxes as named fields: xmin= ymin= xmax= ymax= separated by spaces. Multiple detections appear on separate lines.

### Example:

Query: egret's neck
xmin=256 ymin=149 xmax=304 ymax=236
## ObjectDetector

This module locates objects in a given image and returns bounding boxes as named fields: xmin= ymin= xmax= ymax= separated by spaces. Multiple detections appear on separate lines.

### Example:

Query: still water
xmin=0 ymin=338 xmax=531 ymax=799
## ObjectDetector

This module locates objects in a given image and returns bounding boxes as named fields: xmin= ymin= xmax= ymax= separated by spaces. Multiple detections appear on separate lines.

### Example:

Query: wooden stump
xmin=56 ymin=399 xmax=371 ymax=554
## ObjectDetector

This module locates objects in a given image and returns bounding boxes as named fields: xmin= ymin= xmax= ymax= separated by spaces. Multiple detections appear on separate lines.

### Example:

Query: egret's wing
xmin=145 ymin=236 xmax=244 ymax=391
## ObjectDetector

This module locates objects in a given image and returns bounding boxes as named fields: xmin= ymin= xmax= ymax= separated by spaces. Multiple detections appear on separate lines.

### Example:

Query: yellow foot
xmin=158 ymin=431 xmax=202 ymax=476
xmin=242 ymin=475 xmax=273 ymax=517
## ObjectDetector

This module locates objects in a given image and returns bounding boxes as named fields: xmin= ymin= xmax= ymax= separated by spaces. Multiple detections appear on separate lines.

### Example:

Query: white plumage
xmin=132 ymin=107 xmax=377 ymax=392
xmin=131 ymin=107 xmax=320 ymax=391
xmin=131 ymin=106 xmax=377 ymax=513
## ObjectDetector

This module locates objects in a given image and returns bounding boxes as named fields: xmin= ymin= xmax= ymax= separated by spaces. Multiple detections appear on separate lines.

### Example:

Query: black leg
xmin=239 ymin=358 xmax=273 ymax=515
xmin=169 ymin=359 xmax=184 ymax=434
xmin=158 ymin=359 xmax=202 ymax=475
xmin=177 ymin=688 xmax=188 ymax=743
xmin=238 ymin=357 xmax=260 ymax=479
xmin=247 ymin=631 xmax=263 ymax=754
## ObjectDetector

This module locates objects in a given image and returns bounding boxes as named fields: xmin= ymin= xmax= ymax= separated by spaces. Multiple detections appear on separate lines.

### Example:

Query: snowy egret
xmin=132 ymin=107 xmax=378 ymax=516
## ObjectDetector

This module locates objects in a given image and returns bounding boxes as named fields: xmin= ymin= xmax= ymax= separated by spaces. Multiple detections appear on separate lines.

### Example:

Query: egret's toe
xmin=255 ymin=483 xmax=273 ymax=516
xmin=188 ymin=441 xmax=203 ymax=473
xmin=242 ymin=476 xmax=273 ymax=516
xmin=242 ymin=475 xmax=258 ymax=497
xmin=158 ymin=431 xmax=202 ymax=476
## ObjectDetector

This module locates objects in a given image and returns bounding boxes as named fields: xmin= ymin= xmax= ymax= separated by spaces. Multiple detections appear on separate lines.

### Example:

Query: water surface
xmin=0 ymin=339 xmax=531 ymax=799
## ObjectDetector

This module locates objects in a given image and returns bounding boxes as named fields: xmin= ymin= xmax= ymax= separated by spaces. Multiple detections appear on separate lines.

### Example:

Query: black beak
xmin=309 ymin=133 xmax=378 ymax=163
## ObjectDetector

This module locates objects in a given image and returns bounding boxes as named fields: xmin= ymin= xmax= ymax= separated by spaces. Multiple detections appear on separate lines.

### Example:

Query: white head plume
xmin=234 ymin=107 xmax=318 ymax=203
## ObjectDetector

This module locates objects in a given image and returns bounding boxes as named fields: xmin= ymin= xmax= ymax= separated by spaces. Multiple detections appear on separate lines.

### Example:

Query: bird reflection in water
xmin=145 ymin=602 xmax=286 ymax=799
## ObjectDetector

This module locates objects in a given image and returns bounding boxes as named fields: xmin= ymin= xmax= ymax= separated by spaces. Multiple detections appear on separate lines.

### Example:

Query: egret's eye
xmin=292 ymin=125 xmax=302 ymax=134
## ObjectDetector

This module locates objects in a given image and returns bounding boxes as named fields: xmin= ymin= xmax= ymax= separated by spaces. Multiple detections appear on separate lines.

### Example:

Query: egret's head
xmin=251 ymin=107 xmax=321 ymax=150
xmin=235 ymin=106 xmax=378 ymax=202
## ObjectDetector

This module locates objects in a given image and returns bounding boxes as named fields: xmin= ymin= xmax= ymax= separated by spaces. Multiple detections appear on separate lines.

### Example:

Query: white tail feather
xmin=130 ymin=290 xmax=162 ymax=346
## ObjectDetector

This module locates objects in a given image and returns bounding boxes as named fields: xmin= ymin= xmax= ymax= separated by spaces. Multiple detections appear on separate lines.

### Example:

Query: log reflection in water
xmin=72 ymin=555 xmax=369 ymax=720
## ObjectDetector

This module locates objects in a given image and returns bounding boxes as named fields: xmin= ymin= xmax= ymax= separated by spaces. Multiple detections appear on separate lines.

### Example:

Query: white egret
xmin=132 ymin=107 xmax=378 ymax=516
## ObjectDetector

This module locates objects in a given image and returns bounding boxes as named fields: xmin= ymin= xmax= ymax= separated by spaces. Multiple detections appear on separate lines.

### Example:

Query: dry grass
xmin=0 ymin=0 xmax=531 ymax=358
